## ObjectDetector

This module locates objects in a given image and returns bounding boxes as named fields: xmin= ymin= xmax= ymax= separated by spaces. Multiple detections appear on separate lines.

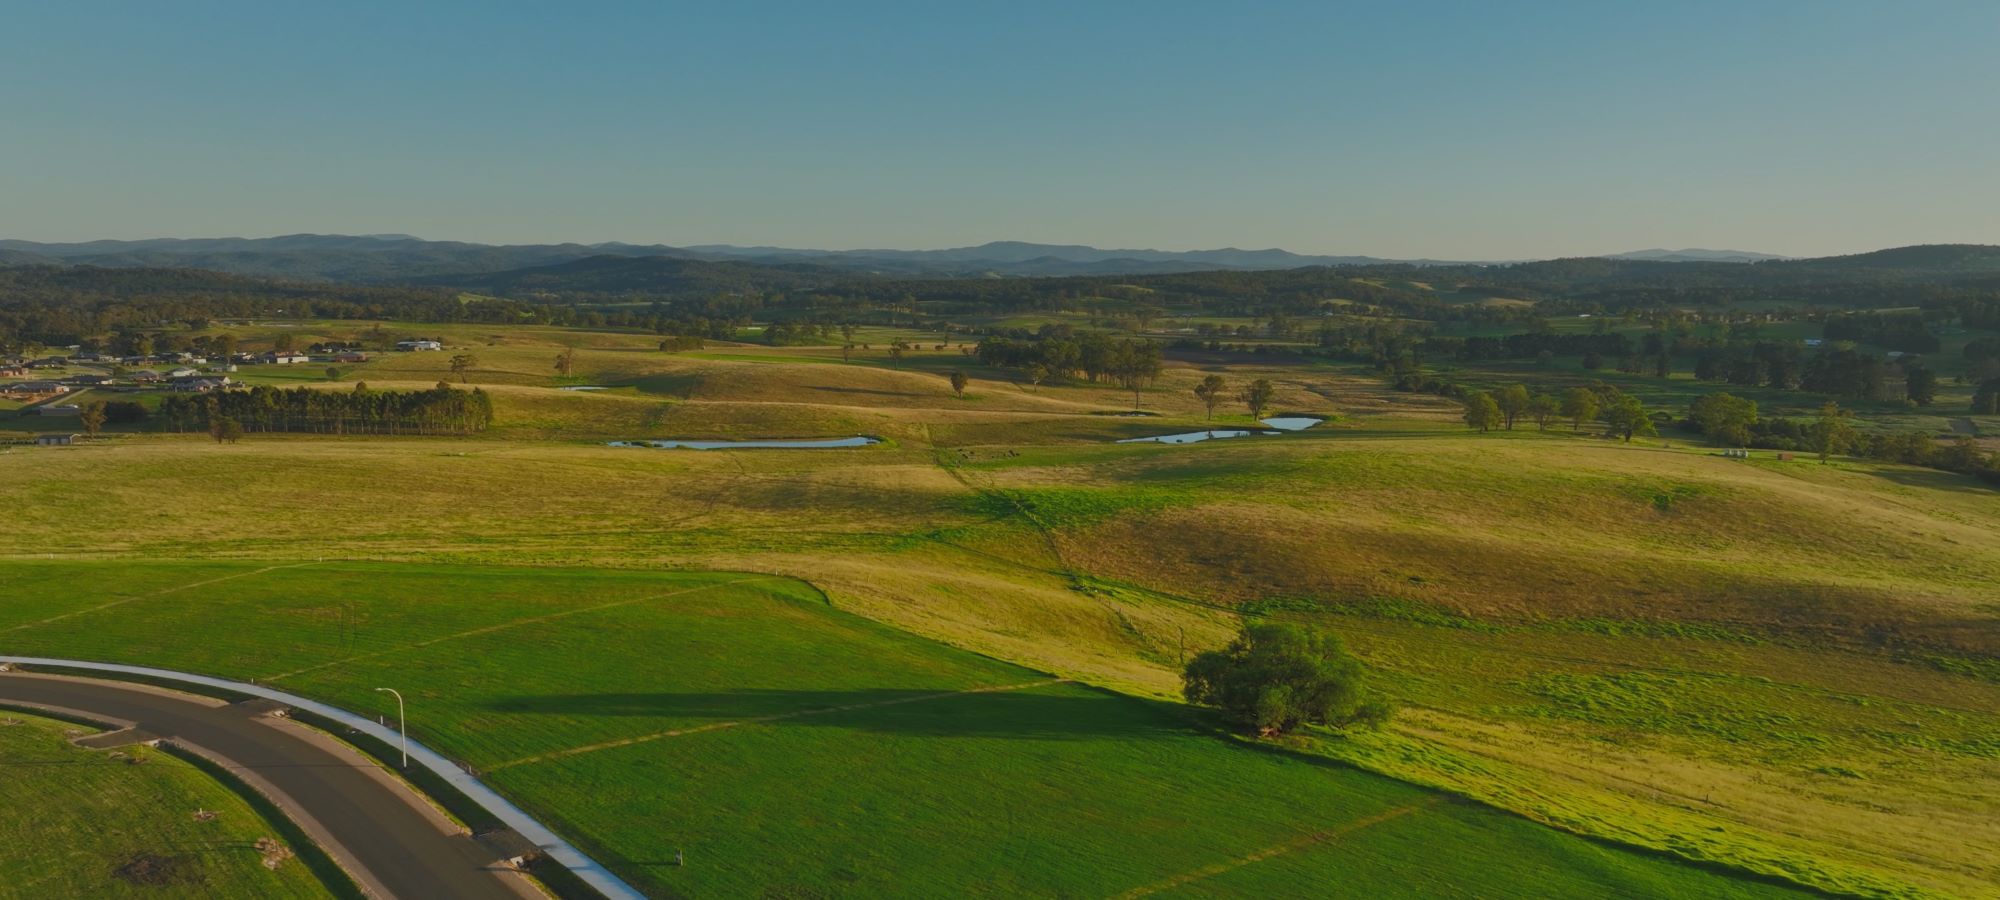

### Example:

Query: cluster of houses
xmin=8 ymin=336 xmax=457 ymax=445
xmin=6 ymin=339 xmax=439 ymax=410
xmin=5 ymin=347 xmax=373 ymax=372
xmin=1 ymin=372 xmax=236 ymax=399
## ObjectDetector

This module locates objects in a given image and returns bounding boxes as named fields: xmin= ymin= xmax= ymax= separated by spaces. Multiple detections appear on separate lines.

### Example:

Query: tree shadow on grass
xmin=807 ymin=386 xmax=929 ymax=399
xmin=485 ymin=686 xmax=1197 ymax=741
xmin=1865 ymin=465 xmax=1995 ymax=494
xmin=613 ymin=375 xmax=698 ymax=398
xmin=485 ymin=688 xmax=1431 ymax=792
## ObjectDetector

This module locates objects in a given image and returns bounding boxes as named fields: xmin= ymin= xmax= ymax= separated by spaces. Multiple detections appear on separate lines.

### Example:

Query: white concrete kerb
xmin=0 ymin=656 xmax=644 ymax=900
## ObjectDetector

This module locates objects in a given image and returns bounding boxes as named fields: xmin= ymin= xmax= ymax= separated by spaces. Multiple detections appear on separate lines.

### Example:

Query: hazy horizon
xmin=4 ymin=1 xmax=1997 ymax=259
xmin=0 ymin=230 xmax=1844 ymax=262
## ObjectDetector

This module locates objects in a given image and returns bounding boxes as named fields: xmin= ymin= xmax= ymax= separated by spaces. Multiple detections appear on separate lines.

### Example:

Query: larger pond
xmin=610 ymin=437 xmax=879 ymax=450
xmin=1116 ymin=416 xmax=1323 ymax=445
xmin=1117 ymin=429 xmax=1264 ymax=445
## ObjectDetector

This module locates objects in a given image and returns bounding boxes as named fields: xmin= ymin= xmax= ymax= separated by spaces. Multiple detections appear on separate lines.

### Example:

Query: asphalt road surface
xmin=0 ymin=671 xmax=535 ymax=899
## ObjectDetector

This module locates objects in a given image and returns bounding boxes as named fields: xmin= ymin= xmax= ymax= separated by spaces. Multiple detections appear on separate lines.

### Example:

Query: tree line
xmin=1459 ymin=382 xmax=1999 ymax=485
xmin=1365 ymin=322 xmax=1971 ymax=410
xmin=973 ymin=332 xmax=1164 ymax=396
xmin=156 ymin=383 xmax=494 ymax=437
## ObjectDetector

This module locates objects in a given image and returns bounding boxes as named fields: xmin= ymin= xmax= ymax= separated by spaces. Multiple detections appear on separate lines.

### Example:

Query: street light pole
xmin=374 ymin=688 xmax=406 ymax=768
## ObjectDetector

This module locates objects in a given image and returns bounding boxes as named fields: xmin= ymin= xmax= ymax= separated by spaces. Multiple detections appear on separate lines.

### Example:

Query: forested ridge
xmin=7 ymin=242 xmax=2000 ymax=353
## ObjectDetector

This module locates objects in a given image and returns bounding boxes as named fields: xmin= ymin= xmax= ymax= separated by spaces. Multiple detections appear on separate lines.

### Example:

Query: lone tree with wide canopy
xmin=1182 ymin=622 xmax=1391 ymax=736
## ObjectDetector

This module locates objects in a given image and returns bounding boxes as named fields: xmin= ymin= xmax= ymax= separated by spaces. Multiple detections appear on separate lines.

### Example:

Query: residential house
xmin=333 ymin=351 xmax=369 ymax=363
xmin=167 ymin=367 xmax=200 ymax=379
xmin=169 ymin=376 xmax=233 ymax=393
xmin=396 ymin=340 xmax=444 ymax=351
xmin=262 ymin=350 xmax=310 ymax=365
xmin=5 ymin=381 xmax=69 ymax=397
xmin=67 ymin=374 xmax=114 ymax=387
xmin=0 ymin=365 xmax=24 ymax=377
xmin=37 ymin=404 xmax=81 ymax=417
xmin=130 ymin=370 xmax=164 ymax=383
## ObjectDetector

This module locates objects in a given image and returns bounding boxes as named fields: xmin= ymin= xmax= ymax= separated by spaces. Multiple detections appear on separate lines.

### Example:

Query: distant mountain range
xmin=0 ymin=234 xmax=652 ymax=283
xmin=0 ymin=235 xmax=1470 ymax=280
xmin=7 ymin=234 xmax=1986 ymax=286
xmin=10 ymin=239 xmax=2000 ymax=310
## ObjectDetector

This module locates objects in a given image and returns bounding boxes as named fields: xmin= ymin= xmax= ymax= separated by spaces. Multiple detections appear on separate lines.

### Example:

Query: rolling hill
xmin=414 ymin=253 xmax=847 ymax=296
xmin=1603 ymin=248 xmax=1790 ymax=263
xmin=0 ymin=234 xmax=701 ymax=282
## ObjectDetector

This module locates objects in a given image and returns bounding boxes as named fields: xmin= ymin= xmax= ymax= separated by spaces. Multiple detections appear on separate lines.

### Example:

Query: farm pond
xmin=610 ymin=437 xmax=880 ymax=450
xmin=1116 ymin=417 xmax=1323 ymax=445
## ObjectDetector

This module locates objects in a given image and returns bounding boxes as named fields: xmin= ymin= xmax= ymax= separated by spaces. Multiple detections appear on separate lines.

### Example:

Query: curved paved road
xmin=0 ymin=671 xmax=535 ymax=899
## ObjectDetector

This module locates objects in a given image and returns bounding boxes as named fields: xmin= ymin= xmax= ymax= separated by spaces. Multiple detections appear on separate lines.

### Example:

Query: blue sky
xmin=4 ymin=1 xmax=1996 ymax=258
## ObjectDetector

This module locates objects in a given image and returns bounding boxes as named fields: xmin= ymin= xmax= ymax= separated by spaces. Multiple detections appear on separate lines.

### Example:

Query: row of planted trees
xmin=157 ymin=382 xmax=493 ymax=437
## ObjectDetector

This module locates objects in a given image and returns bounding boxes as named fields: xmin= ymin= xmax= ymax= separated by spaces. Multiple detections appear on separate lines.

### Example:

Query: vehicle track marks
xmin=3 ymin=562 xmax=318 ymax=633
xmin=1112 ymin=798 xmax=1440 ymax=898
xmin=488 ymin=677 xmax=1068 ymax=771
xmin=262 ymin=577 xmax=777 ymax=681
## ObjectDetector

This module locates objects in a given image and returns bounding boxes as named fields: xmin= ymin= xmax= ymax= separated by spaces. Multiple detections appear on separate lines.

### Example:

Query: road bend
xmin=0 ymin=671 xmax=537 ymax=899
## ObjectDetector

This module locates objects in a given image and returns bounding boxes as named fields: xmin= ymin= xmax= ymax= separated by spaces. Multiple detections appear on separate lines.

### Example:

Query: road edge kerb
xmin=168 ymin=732 xmax=396 ymax=899
xmin=1 ymin=656 xmax=644 ymax=900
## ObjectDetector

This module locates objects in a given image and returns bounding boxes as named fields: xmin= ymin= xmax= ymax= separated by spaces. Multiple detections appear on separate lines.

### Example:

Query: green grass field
xmin=0 ymin=710 xmax=331 ymax=899
xmin=0 ymin=559 xmax=1809 ymax=898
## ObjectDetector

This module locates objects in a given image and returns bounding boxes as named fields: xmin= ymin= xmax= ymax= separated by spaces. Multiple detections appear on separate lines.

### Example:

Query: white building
xmin=169 ymin=376 xmax=234 ymax=393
